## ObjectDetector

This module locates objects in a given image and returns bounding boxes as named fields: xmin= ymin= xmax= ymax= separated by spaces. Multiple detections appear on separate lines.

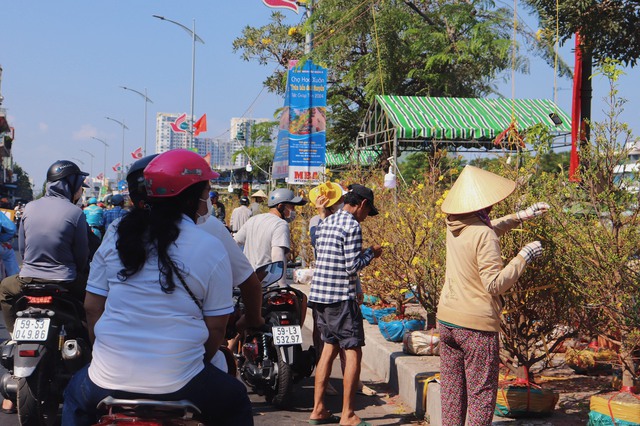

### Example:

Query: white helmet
xmin=267 ymin=188 xmax=307 ymax=208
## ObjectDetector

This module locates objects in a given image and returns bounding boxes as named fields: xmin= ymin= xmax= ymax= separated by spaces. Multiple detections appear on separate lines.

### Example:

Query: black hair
xmin=116 ymin=180 xmax=207 ymax=293
xmin=344 ymin=191 xmax=365 ymax=208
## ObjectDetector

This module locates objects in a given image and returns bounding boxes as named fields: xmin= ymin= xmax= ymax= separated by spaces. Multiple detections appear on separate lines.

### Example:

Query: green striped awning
xmin=326 ymin=150 xmax=379 ymax=167
xmin=375 ymin=95 xmax=571 ymax=141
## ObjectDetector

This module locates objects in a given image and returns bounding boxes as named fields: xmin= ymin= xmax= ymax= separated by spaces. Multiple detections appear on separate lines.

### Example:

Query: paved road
xmin=0 ymin=309 xmax=418 ymax=425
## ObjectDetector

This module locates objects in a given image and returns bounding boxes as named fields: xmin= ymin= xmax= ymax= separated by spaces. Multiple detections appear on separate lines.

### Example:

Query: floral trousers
xmin=439 ymin=323 xmax=500 ymax=426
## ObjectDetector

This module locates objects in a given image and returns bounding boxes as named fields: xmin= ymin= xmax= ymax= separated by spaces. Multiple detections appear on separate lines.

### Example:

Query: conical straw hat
xmin=441 ymin=165 xmax=516 ymax=214
xmin=251 ymin=189 xmax=268 ymax=199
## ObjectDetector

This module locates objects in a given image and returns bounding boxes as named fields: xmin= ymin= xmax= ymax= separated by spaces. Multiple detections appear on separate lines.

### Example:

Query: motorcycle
xmin=90 ymin=261 xmax=315 ymax=425
xmin=0 ymin=282 xmax=92 ymax=426
xmin=233 ymin=260 xmax=316 ymax=408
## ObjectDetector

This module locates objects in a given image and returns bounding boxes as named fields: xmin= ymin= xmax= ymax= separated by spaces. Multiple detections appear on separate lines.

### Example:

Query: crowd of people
xmin=0 ymin=150 xmax=547 ymax=426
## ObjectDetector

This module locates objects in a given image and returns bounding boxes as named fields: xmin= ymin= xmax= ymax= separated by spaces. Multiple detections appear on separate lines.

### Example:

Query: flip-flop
xmin=309 ymin=414 xmax=340 ymax=425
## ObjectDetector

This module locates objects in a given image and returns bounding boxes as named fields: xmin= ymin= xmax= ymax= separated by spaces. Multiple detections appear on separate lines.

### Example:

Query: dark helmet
xmin=240 ymin=196 xmax=250 ymax=205
xmin=46 ymin=160 xmax=89 ymax=183
xmin=111 ymin=194 xmax=125 ymax=206
xmin=126 ymin=154 xmax=159 ymax=204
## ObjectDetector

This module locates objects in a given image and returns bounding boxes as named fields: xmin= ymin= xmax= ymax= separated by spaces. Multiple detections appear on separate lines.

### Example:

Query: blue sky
xmin=1 ymin=1 xmax=638 ymax=189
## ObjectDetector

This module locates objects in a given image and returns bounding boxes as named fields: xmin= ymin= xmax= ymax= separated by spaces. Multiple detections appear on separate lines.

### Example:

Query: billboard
xmin=272 ymin=60 xmax=327 ymax=185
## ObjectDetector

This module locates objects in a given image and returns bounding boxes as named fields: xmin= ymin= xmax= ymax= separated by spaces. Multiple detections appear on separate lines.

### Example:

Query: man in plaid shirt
xmin=309 ymin=184 xmax=382 ymax=426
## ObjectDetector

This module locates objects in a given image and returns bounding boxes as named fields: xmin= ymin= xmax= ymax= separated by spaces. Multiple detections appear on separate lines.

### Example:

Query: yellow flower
xmin=438 ymin=175 xmax=444 ymax=181
xmin=247 ymin=39 xmax=255 ymax=46
xmin=417 ymin=183 xmax=424 ymax=190
xmin=288 ymin=27 xmax=298 ymax=36
xmin=374 ymin=270 xmax=381 ymax=278
xmin=381 ymin=241 xmax=391 ymax=247
xmin=384 ymin=212 xmax=390 ymax=218
xmin=261 ymin=38 xmax=272 ymax=45
xmin=427 ymin=221 xmax=433 ymax=228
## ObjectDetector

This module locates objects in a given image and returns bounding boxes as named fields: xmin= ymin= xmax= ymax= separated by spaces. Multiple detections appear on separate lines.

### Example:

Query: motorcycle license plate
xmin=272 ymin=325 xmax=302 ymax=346
xmin=14 ymin=318 xmax=50 ymax=342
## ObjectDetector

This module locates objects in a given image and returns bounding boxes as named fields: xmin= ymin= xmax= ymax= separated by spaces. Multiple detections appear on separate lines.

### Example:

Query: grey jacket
xmin=19 ymin=180 xmax=89 ymax=280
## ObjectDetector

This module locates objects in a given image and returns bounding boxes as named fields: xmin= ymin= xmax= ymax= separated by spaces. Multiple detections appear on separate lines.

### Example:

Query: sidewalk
xmin=292 ymin=282 xmax=582 ymax=425
xmin=292 ymin=282 xmax=437 ymax=418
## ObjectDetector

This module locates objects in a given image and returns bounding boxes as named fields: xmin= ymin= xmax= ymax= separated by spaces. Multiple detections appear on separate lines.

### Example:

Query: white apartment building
xmin=155 ymin=113 xmax=272 ymax=170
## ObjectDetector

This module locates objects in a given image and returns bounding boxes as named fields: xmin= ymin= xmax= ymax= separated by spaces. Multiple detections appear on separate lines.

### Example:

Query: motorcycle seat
xmin=97 ymin=396 xmax=201 ymax=414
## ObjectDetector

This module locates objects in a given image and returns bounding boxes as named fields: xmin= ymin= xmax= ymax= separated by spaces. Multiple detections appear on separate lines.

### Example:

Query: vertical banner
xmin=272 ymin=60 xmax=327 ymax=184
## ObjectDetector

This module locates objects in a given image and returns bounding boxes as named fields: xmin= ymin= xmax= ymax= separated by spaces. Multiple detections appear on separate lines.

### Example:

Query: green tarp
xmin=375 ymin=95 xmax=571 ymax=141
xmin=325 ymin=150 xmax=379 ymax=167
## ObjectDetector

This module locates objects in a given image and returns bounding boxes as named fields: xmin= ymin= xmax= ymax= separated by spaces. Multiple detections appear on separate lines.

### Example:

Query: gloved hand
xmin=516 ymin=202 xmax=550 ymax=222
xmin=518 ymin=241 xmax=543 ymax=264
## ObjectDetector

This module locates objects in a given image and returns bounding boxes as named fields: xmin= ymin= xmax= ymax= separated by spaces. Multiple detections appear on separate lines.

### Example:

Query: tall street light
xmin=153 ymin=15 xmax=204 ymax=149
xmin=80 ymin=149 xmax=94 ymax=176
xmin=105 ymin=117 xmax=129 ymax=180
xmin=91 ymin=136 xmax=109 ymax=185
xmin=120 ymin=86 xmax=153 ymax=156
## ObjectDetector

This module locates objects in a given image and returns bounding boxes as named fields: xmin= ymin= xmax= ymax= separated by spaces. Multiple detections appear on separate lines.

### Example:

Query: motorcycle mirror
xmin=255 ymin=261 xmax=285 ymax=288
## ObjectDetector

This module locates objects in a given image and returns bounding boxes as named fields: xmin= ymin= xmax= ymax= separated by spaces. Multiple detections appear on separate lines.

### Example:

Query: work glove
xmin=516 ymin=202 xmax=550 ymax=222
xmin=518 ymin=241 xmax=543 ymax=264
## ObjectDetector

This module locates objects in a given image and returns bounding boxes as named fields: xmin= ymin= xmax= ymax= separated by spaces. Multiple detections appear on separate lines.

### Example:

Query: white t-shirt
xmin=197 ymin=216 xmax=254 ymax=287
xmin=233 ymin=212 xmax=290 ymax=269
xmin=87 ymin=215 xmax=233 ymax=394
xmin=230 ymin=205 xmax=252 ymax=233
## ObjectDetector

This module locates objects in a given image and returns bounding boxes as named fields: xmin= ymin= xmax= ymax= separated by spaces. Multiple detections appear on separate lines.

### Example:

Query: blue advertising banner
xmin=272 ymin=60 xmax=327 ymax=184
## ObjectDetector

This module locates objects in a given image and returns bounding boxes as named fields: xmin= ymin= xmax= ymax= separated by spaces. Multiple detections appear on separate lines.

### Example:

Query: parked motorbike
xmin=234 ymin=260 xmax=316 ymax=408
xmin=0 ymin=282 xmax=91 ymax=426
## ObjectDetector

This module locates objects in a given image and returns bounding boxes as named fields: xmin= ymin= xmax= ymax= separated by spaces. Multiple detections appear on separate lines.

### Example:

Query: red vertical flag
xmin=569 ymin=33 xmax=582 ymax=182
xmin=203 ymin=152 xmax=211 ymax=167
xmin=194 ymin=114 xmax=207 ymax=136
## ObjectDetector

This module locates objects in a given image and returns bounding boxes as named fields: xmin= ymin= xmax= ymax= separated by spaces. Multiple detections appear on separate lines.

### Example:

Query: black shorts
xmin=314 ymin=299 xmax=365 ymax=349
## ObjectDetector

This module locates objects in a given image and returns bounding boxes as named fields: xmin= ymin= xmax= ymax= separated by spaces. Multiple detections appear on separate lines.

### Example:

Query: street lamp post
xmin=120 ymin=86 xmax=153 ymax=156
xmin=91 ymin=137 xmax=109 ymax=185
xmin=80 ymin=149 xmax=95 ymax=176
xmin=153 ymin=15 xmax=204 ymax=149
xmin=105 ymin=117 xmax=129 ymax=180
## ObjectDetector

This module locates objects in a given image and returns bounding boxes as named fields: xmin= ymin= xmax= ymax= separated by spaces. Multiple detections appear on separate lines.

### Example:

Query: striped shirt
xmin=309 ymin=209 xmax=374 ymax=304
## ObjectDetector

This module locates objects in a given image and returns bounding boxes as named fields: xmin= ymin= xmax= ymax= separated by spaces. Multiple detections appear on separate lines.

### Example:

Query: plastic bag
xmin=403 ymin=329 xmax=440 ymax=355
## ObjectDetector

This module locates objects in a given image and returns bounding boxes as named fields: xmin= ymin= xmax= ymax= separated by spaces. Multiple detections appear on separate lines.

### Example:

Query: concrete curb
xmin=293 ymin=283 xmax=436 ymax=416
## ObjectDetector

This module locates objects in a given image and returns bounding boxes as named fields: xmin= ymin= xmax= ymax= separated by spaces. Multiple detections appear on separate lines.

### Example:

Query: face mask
xmin=196 ymin=198 xmax=213 ymax=225
xmin=285 ymin=210 xmax=296 ymax=223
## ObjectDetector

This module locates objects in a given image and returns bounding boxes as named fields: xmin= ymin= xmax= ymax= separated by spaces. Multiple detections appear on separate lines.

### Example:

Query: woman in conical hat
xmin=437 ymin=165 xmax=549 ymax=426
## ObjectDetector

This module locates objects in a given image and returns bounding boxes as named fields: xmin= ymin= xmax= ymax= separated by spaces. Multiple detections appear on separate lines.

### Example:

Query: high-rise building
xmin=155 ymin=112 xmax=193 ymax=153
xmin=155 ymin=113 xmax=273 ymax=170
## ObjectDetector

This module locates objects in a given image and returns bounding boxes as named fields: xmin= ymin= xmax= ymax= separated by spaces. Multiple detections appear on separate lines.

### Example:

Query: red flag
xmin=96 ymin=173 xmax=104 ymax=180
xmin=112 ymin=163 xmax=122 ymax=172
xmin=203 ymin=152 xmax=211 ymax=166
xmin=263 ymin=0 xmax=299 ymax=13
xmin=131 ymin=147 xmax=143 ymax=160
xmin=569 ymin=33 xmax=582 ymax=182
xmin=194 ymin=114 xmax=207 ymax=136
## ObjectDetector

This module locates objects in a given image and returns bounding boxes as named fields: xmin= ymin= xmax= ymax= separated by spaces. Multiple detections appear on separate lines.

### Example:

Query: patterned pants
xmin=439 ymin=324 xmax=499 ymax=426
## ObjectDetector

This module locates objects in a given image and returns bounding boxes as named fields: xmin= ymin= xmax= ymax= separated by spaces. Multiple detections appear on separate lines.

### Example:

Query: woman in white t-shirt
xmin=62 ymin=149 xmax=253 ymax=426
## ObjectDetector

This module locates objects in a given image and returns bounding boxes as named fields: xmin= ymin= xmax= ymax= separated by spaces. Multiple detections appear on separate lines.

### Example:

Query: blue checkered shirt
xmin=309 ymin=209 xmax=374 ymax=305
xmin=103 ymin=207 xmax=128 ymax=230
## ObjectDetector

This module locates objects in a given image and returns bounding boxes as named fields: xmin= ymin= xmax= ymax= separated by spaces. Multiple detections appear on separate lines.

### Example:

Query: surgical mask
xmin=196 ymin=198 xmax=213 ymax=225
xmin=285 ymin=210 xmax=296 ymax=223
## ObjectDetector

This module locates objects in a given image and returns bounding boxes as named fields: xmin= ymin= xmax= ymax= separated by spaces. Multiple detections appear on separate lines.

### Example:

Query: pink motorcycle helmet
xmin=144 ymin=149 xmax=219 ymax=198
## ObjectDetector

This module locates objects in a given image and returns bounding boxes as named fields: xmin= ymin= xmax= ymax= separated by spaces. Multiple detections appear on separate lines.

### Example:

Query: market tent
xmin=355 ymin=95 xmax=571 ymax=160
